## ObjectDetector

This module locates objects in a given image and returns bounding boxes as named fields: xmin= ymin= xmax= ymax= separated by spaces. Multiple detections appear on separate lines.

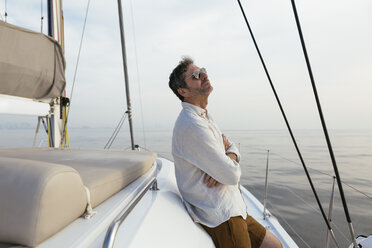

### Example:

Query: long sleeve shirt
xmin=172 ymin=102 xmax=247 ymax=227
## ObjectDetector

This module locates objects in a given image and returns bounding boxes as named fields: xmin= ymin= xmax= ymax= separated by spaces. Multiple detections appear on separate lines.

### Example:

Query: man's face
xmin=183 ymin=64 xmax=213 ymax=98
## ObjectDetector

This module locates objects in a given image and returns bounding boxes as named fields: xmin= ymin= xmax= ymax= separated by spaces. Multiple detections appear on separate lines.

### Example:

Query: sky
xmin=0 ymin=0 xmax=371 ymax=131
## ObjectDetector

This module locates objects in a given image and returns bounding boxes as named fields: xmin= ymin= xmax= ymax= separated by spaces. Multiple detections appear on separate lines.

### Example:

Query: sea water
xmin=1 ymin=128 xmax=371 ymax=248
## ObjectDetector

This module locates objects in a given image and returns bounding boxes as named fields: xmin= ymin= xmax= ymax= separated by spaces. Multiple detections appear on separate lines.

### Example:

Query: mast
xmin=47 ymin=0 xmax=66 ymax=148
xmin=117 ymin=0 xmax=135 ymax=150
xmin=47 ymin=0 xmax=64 ymax=48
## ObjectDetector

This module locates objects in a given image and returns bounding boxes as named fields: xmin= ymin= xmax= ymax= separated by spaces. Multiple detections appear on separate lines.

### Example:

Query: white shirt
xmin=172 ymin=102 xmax=247 ymax=227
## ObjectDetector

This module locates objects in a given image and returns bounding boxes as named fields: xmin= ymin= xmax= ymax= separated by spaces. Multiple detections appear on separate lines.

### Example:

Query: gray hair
xmin=168 ymin=56 xmax=194 ymax=101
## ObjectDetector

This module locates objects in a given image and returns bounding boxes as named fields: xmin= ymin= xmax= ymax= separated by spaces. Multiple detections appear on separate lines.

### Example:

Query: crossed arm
xmin=204 ymin=134 xmax=239 ymax=188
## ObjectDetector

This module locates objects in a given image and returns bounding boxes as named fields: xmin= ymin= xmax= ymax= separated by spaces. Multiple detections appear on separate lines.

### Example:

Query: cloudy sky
xmin=1 ymin=0 xmax=371 ymax=131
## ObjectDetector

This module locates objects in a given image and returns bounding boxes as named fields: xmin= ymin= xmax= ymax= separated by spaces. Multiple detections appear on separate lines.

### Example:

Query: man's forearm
xmin=223 ymin=134 xmax=240 ymax=163
xmin=226 ymin=152 xmax=238 ymax=162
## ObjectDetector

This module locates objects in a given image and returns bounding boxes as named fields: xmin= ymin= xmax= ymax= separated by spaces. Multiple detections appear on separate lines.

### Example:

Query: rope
xmin=60 ymin=0 xmax=91 ymax=146
xmin=46 ymin=117 xmax=53 ymax=147
xmin=83 ymin=186 xmax=97 ymax=219
xmin=289 ymin=2 xmax=356 ymax=245
xmin=129 ymin=0 xmax=147 ymax=149
xmin=235 ymin=0 xmax=332 ymax=232
xmin=104 ymin=112 xmax=128 ymax=149
xmin=62 ymin=107 xmax=70 ymax=148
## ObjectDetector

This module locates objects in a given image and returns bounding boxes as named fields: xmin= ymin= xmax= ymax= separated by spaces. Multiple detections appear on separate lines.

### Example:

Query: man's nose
xmin=200 ymin=71 xmax=208 ymax=80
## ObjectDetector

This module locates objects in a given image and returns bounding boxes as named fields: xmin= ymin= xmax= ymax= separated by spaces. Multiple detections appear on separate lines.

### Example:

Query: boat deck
xmin=39 ymin=157 xmax=298 ymax=248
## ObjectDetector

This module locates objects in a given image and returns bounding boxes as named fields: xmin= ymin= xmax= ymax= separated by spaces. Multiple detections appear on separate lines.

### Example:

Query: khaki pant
xmin=201 ymin=215 xmax=266 ymax=248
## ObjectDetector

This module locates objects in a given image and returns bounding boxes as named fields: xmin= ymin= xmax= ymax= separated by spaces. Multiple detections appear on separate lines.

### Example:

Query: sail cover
xmin=0 ymin=20 xmax=65 ymax=100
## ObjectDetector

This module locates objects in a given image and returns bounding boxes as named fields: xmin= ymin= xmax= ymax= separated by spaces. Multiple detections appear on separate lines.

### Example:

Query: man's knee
xmin=259 ymin=230 xmax=283 ymax=248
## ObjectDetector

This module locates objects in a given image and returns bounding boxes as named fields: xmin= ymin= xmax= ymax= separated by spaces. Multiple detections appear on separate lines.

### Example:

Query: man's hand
xmin=222 ymin=134 xmax=230 ymax=151
xmin=223 ymin=134 xmax=238 ymax=162
xmin=204 ymin=174 xmax=221 ymax=188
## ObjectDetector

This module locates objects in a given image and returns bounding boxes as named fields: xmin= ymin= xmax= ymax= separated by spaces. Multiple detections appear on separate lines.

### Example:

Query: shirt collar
xmin=181 ymin=102 xmax=207 ymax=117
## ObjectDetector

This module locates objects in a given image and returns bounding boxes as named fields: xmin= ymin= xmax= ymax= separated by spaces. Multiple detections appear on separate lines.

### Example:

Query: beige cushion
xmin=0 ymin=157 xmax=87 ymax=247
xmin=67 ymin=150 xmax=157 ymax=207
xmin=0 ymin=148 xmax=157 ymax=207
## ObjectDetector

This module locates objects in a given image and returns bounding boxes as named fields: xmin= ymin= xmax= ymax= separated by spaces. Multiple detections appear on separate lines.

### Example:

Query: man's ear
xmin=177 ymin=88 xmax=189 ymax=98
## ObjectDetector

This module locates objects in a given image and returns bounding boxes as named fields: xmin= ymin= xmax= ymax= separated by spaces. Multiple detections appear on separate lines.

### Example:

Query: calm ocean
xmin=1 ymin=128 xmax=371 ymax=247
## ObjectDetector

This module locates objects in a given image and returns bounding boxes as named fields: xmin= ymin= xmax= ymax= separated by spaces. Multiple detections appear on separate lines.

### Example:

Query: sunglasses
xmin=191 ymin=67 xmax=207 ymax=79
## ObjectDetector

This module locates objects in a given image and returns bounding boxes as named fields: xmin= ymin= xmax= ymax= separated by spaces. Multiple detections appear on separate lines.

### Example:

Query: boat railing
xmin=260 ymin=147 xmax=336 ymax=247
xmin=326 ymin=176 xmax=337 ymax=248
xmin=263 ymin=149 xmax=270 ymax=220
xmin=255 ymin=145 xmax=372 ymax=203
xmin=102 ymin=177 xmax=158 ymax=248
xmin=253 ymin=144 xmax=371 ymax=247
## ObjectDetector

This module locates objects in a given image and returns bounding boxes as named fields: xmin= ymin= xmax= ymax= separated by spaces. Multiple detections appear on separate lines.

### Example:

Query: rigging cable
xmin=41 ymin=117 xmax=48 ymax=134
xmin=269 ymin=183 xmax=351 ymax=245
xmin=271 ymin=209 xmax=312 ymax=248
xmin=137 ymin=145 xmax=173 ymax=161
xmin=129 ymin=0 xmax=147 ymax=148
xmin=281 ymin=184 xmax=351 ymax=243
xmin=274 ymin=152 xmax=372 ymax=201
xmin=235 ymin=0 xmax=339 ymax=246
xmin=245 ymin=144 xmax=372 ymax=202
xmin=104 ymin=111 xmax=128 ymax=149
xmin=60 ymin=0 xmax=91 ymax=147
xmin=289 ymin=1 xmax=357 ymax=247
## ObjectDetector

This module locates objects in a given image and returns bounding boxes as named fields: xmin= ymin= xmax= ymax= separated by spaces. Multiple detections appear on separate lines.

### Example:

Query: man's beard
xmin=189 ymin=84 xmax=213 ymax=96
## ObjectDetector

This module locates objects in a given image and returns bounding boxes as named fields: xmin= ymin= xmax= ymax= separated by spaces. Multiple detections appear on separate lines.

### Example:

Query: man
xmin=168 ymin=57 xmax=282 ymax=248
